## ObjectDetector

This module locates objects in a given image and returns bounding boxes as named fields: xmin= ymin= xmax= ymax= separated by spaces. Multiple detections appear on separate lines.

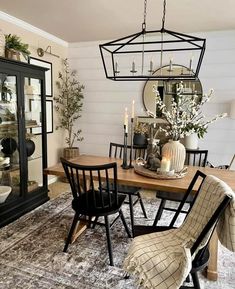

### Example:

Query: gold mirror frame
xmin=142 ymin=64 xmax=203 ymax=115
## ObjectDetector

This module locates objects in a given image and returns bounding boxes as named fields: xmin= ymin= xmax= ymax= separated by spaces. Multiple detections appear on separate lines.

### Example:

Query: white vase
xmin=162 ymin=140 xmax=186 ymax=172
xmin=184 ymin=134 xmax=199 ymax=150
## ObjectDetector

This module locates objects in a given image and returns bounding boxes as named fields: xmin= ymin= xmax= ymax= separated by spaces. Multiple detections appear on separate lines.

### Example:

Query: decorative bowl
xmin=0 ymin=157 xmax=10 ymax=167
xmin=0 ymin=186 xmax=12 ymax=203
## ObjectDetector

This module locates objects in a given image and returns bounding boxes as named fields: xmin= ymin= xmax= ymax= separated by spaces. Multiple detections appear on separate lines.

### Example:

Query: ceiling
xmin=0 ymin=0 xmax=234 ymax=43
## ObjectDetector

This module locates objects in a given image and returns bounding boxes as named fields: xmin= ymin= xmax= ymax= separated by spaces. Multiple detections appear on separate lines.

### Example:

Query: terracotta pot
xmin=63 ymin=147 xmax=80 ymax=159
xmin=5 ymin=48 xmax=20 ymax=61
xmin=162 ymin=140 xmax=186 ymax=172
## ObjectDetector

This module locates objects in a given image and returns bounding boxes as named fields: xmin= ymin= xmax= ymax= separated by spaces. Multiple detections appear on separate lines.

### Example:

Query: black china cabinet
xmin=0 ymin=57 xmax=49 ymax=227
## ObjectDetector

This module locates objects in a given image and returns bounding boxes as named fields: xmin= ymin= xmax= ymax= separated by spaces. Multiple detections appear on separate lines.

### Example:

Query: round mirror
xmin=142 ymin=64 xmax=203 ymax=115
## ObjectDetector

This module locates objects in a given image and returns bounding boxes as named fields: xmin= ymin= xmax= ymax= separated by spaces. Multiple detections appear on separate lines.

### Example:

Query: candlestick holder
xmin=129 ymin=117 xmax=134 ymax=168
xmin=121 ymin=125 xmax=129 ymax=169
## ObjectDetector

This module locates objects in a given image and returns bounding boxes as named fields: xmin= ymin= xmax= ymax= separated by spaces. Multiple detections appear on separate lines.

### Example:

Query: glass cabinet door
xmin=0 ymin=73 xmax=21 ymax=202
xmin=24 ymin=77 xmax=44 ymax=194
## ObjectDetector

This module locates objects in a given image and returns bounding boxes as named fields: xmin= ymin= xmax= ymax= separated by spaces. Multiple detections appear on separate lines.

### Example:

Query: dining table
xmin=44 ymin=154 xmax=235 ymax=281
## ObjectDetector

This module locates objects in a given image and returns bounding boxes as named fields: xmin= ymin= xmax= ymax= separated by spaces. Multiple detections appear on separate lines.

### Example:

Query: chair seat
xmin=133 ymin=225 xmax=175 ymax=237
xmin=103 ymin=182 xmax=140 ymax=195
xmin=156 ymin=190 xmax=194 ymax=203
xmin=191 ymin=248 xmax=209 ymax=272
xmin=72 ymin=190 xmax=126 ymax=216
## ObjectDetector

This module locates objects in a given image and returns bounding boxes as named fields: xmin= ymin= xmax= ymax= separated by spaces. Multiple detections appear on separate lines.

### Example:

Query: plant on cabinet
xmin=5 ymin=34 xmax=30 ymax=61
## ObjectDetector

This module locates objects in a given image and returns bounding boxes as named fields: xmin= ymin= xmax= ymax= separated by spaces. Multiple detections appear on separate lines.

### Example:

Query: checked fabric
xmin=123 ymin=175 xmax=234 ymax=289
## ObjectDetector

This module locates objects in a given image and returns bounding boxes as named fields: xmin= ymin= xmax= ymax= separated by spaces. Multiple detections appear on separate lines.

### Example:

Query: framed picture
xmin=29 ymin=99 xmax=53 ymax=134
xmin=29 ymin=57 xmax=53 ymax=97
xmin=46 ymin=100 xmax=53 ymax=133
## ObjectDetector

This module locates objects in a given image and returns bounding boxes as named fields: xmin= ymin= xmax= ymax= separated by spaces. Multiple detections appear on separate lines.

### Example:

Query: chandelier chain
xmin=142 ymin=0 xmax=147 ymax=31
xmin=162 ymin=0 xmax=166 ymax=30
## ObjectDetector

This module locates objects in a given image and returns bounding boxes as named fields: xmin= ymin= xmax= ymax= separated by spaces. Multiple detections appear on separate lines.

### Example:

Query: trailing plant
xmin=54 ymin=59 xmax=84 ymax=148
xmin=5 ymin=34 xmax=30 ymax=60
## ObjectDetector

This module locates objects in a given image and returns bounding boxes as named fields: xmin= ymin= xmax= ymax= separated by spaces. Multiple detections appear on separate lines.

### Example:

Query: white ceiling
xmin=0 ymin=0 xmax=234 ymax=43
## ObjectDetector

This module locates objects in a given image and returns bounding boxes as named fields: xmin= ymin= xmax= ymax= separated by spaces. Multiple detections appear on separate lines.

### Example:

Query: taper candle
xmin=131 ymin=100 xmax=135 ymax=118
xmin=125 ymin=114 xmax=128 ymax=133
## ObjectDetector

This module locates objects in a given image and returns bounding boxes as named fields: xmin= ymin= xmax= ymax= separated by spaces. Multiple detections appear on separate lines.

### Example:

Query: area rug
xmin=0 ymin=192 xmax=234 ymax=289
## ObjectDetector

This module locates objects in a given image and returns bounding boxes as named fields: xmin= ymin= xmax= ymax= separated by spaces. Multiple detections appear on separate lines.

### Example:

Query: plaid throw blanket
xmin=123 ymin=175 xmax=234 ymax=289
xmin=217 ymin=190 xmax=235 ymax=252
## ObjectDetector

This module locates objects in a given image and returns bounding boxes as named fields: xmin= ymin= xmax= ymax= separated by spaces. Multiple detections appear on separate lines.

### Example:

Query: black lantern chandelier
xmin=99 ymin=0 xmax=206 ymax=81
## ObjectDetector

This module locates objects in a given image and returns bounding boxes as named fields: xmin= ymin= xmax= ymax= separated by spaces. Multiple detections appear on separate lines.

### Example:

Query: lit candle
xmin=131 ymin=100 xmax=135 ymax=119
xmin=160 ymin=157 xmax=171 ymax=172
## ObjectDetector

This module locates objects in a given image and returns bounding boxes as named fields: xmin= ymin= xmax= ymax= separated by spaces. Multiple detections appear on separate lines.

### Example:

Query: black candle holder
xmin=121 ymin=125 xmax=129 ymax=169
xmin=129 ymin=117 xmax=134 ymax=168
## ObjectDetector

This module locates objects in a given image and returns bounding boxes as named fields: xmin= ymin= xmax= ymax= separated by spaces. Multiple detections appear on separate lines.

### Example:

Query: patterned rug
xmin=0 ymin=192 xmax=234 ymax=289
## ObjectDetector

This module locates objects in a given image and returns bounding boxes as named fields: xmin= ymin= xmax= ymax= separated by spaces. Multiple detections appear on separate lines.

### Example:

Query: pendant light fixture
xmin=99 ymin=0 xmax=206 ymax=81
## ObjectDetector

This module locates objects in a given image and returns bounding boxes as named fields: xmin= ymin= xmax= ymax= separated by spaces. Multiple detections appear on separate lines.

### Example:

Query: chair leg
xmin=128 ymin=194 xmax=135 ymax=237
xmin=185 ymin=275 xmax=190 ymax=282
xmin=119 ymin=209 xmax=132 ymax=238
xmin=191 ymin=272 xmax=201 ymax=289
xmin=92 ymin=216 xmax=99 ymax=229
xmin=104 ymin=215 xmax=114 ymax=266
xmin=87 ymin=216 xmax=92 ymax=228
xmin=137 ymin=191 xmax=148 ymax=218
xmin=153 ymin=199 xmax=166 ymax=226
xmin=63 ymin=213 xmax=79 ymax=252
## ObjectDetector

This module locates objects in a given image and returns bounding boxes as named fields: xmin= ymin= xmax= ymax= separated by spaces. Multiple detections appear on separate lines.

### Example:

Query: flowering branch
xmin=153 ymin=82 xmax=227 ymax=141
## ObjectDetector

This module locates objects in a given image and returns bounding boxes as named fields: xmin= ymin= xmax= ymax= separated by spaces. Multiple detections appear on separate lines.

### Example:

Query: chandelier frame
xmin=99 ymin=0 xmax=206 ymax=81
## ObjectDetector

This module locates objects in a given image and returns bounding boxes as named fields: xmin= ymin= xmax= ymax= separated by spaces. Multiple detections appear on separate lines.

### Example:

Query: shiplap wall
xmin=68 ymin=30 xmax=235 ymax=166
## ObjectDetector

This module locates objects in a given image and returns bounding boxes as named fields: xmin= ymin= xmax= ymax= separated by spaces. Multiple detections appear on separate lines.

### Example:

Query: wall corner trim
xmin=0 ymin=10 xmax=68 ymax=47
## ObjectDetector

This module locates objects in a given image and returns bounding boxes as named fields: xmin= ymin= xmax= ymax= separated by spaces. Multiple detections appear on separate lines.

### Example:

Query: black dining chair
xmin=153 ymin=149 xmax=208 ymax=226
xmin=61 ymin=157 xmax=131 ymax=266
xmin=125 ymin=170 xmax=232 ymax=289
xmin=108 ymin=142 xmax=148 ymax=236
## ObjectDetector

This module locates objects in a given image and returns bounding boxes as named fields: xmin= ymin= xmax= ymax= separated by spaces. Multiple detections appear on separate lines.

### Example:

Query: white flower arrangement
xmin=151 ymin=82 xmax=227 ymax=141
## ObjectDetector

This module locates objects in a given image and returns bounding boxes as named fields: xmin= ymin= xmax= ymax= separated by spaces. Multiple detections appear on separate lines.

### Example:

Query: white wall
xmin=68 ymin=30 xmax=235 ymax=166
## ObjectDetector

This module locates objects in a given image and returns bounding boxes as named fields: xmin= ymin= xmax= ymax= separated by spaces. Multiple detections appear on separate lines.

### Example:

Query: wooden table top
xmin=44 ymin=154 xmax=235 ymax=194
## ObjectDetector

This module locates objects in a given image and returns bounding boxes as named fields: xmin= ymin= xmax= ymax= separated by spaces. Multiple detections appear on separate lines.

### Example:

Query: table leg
xmin=206 ymin=231 xmax=218 ymax=281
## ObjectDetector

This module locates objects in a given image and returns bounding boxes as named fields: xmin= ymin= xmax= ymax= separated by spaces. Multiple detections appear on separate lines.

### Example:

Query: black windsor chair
xmin=153 ymin=149 xmax=208 ymax=226
xmin=61 ymin=157 xmax=131 ymax=266
xmin=125 ymin=170 xmax=232 ymax=289
xmin=108 ymin=142 xmax=148 ymax=236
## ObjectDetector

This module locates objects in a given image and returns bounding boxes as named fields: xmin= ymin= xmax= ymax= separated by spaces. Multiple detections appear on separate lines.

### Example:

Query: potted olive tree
xmin=54 ymin=59 xmax=84 ymax=159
